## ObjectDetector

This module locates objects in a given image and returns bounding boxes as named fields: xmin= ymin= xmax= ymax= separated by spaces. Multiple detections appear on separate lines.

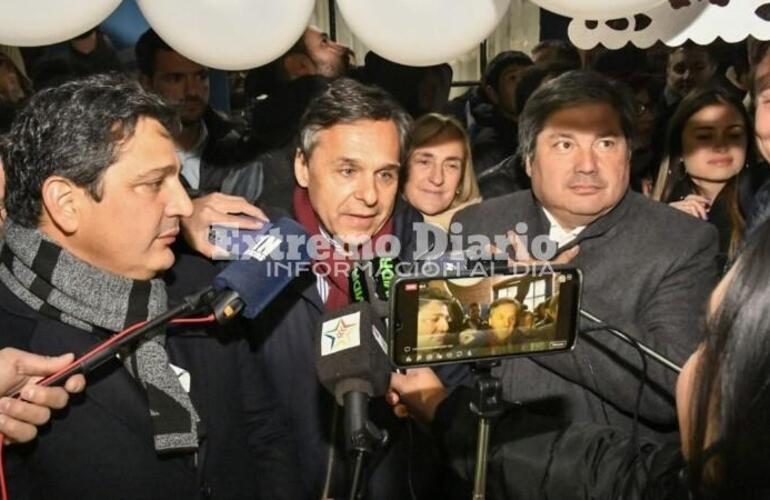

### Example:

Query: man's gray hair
xmin=517 ymin=70 xmax=636 ymax=162
xmin=298 ymin=78 xmax=412 ymax=164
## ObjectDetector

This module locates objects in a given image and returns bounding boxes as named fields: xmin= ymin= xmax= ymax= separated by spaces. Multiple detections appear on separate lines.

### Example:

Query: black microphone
xmin=316 ymin=301 xmax=391 ymax=497
xmin=349 ymin=256 xmax=397 ymax=304
xmin=211 ymin=217 xmax=310 ymax=319
xmin=316 ymin=302 xmax=392 ymax=405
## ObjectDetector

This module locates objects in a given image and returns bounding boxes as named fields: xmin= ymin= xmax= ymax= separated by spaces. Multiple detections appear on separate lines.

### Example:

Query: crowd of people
xmin=1 ymin=20 xmax=770 ymax=500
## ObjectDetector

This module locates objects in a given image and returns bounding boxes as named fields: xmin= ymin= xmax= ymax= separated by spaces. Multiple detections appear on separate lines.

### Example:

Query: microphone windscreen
xmin=350 ymin=256 xmax=398 ymax=303
xmin=316 ymin=302 xmax=392 ymax=405
xmin=212 ymin=217 xmax=310 ymax=318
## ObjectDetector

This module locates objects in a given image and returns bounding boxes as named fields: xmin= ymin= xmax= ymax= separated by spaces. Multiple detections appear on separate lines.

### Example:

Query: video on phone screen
xmin=394 ymin=271 xmax=578 ymax=365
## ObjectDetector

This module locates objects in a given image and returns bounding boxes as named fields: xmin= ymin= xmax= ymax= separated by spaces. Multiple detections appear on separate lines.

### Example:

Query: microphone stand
xmin=342 ymin=270 xmax=390 ymax=499
xmin=343 ymin=391 xmax=389 ymax=500
xmin=469 ymin=361 xmax=505 ymax=500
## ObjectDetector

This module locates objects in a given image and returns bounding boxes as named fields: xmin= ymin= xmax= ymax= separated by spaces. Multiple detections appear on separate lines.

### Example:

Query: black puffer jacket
xmin=468 ymin=103 xmax=518 ymax=175
xmin=476 ymin=153 xmax=530 ymax=199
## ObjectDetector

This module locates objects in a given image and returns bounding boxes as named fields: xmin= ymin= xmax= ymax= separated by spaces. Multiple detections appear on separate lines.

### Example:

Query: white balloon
xmin=137 ymin=0 xmax=316 ymax=70
xmin=0 ymin=0 xmax=121 ymax=47
xmin=529 ymin=0 xmax=667 ymax=19
xmin=336 ymin=0 xmax=512 ymax=66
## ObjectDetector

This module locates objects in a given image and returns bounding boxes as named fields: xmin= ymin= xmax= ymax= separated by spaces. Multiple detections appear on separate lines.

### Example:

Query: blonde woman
xmin=401 ymin=113 xmax=481 ymax=230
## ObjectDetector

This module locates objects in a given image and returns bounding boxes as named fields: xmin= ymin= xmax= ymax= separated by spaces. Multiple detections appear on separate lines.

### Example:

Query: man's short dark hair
xmin=419 ymin=287 xmax=453 ymax=309
xmin=517 ymin=70 xmax=635 ymax=162
xmin=532 ymin=40 xmax=581 ymax=66
xmin=483 ymin=51 xmax=533 ymax=93
xmin=1 ymin=73 xmax=179 ymax=228
xmin=667 ymin=41 xmax=716 ymax=66
xmin=514 ymin=61 xmax=578 ymax=115
xmin=298 ymin=78 xmax=412 ymax=164
xmin=135 ymin=28 xmax=174 ymax=78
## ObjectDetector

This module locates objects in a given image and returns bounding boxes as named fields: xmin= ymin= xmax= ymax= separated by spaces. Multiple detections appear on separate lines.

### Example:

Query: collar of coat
xmin=526 ymin=188 xmax=633 ymax=258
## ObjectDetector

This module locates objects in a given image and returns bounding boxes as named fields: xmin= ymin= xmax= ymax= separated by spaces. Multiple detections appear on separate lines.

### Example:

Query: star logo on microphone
xmin=321 ymin=311 xmax=361 ymax=355
xmin=324 ymin=319 xmax=353 ymax=350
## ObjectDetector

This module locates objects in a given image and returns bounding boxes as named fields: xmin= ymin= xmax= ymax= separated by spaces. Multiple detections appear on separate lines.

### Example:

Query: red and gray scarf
xmin=0 ymin=220 xmax=201 ymax=454
xmin=292 ymin=186 xmax=394 ymax=311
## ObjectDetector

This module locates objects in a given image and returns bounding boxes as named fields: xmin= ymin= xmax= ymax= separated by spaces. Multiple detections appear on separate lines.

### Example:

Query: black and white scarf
xmin=0 ymin=220 xmax=200 ymax=453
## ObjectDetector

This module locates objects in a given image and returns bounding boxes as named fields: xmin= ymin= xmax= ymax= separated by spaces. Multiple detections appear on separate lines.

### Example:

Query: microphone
xmin=316 ymin=302 xmax=392 ymax=405
xmin=349 ymin=256 xmax=397 ymax=322
xmin=348 ymin=251 xmax=470 ymax=319
xmin=211 ymin=217 xmax=310 ymax=319
xmin=25 ymin=214 xmax=313 ymax=391
xmin=316 ymin=301 xmax=391 ymax=492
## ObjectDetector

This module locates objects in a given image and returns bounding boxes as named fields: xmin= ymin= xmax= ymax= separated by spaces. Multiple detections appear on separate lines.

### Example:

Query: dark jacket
xmin=254 ymin=144 xmax=298 ymax=214
xmin=745 ymin=163 xmax=770 ymax=238
xmin=444 ymin=86 xmax=518 ymax=176
xmin=1 ymin=253 xmax=302 ymax=500
xmin=453 ymin=190 xmax=719 ymax=439
xmin=469 ymin=104 xmax=518 ymax=175
xmin=445 ymin=86 xmax=485 ymax=129
xmin=253 ymin=200 xmax=470 ymax=499
xmin=748 ymin=180 xmax=770 ymax=236
xmin=476 ymin=153 xmax=530 ymax=199
xmin=433 ymin=387 xmax=687 ymax=499
xmin=244 ymin=77 xmax=335 ymax=213
xmin=184 ymin=108 xmax=264 ymax=203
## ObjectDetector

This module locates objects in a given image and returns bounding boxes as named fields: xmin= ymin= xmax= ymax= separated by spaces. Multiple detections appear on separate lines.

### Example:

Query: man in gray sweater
xmin=452 ymin=70 xmax=718 ymax=439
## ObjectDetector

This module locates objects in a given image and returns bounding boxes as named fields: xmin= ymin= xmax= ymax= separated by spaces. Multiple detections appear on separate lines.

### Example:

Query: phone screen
xmin=390 ymin=266 xmax=581 ymax=367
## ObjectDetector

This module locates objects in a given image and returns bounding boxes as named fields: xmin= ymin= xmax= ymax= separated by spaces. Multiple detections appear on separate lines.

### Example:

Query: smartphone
xmin=389 ymin=265 xmax=581 ymax=368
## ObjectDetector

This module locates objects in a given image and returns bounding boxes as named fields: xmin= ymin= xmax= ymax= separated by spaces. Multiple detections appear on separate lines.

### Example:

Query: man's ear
xmin=524 ymin=156 xmax=533 ymax=178
xmin=283 ymin=53 xmax=316 ymax=80
xmin=40 ymin=176 xmax=84 ymax=234
xmin=294 ymin=148 xmax=310 ymax=188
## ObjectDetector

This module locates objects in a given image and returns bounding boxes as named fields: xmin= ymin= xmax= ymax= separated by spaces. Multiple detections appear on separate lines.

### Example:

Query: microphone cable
xmin=0 ymin=314 xmax=216 ymax=500
xmin=579 ymin=322 xmax=650 ymax=487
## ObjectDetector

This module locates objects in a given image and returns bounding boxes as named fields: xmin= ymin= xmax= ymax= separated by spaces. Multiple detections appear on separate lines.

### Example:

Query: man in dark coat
xmin=252 ymin=78 xmax=469 ymax=499
xmin=452 ymin=71 xmax=719 ymax=440
xmin=0 ymin=74 xmax=301 ymax=500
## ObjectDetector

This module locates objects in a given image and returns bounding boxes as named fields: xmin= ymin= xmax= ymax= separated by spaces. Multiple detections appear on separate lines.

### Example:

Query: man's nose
xmin=575 ymin=147 xmax=599 ymax=174
xmin=331 ymin=40 xmax=348 ymax=53
xmin=354 ymin=175 xmax=378 ymax=207
xmin=183 ymin=76 xmax=204 ymax=97
xmin=167 ymin=179 xmax=194 ymax=218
